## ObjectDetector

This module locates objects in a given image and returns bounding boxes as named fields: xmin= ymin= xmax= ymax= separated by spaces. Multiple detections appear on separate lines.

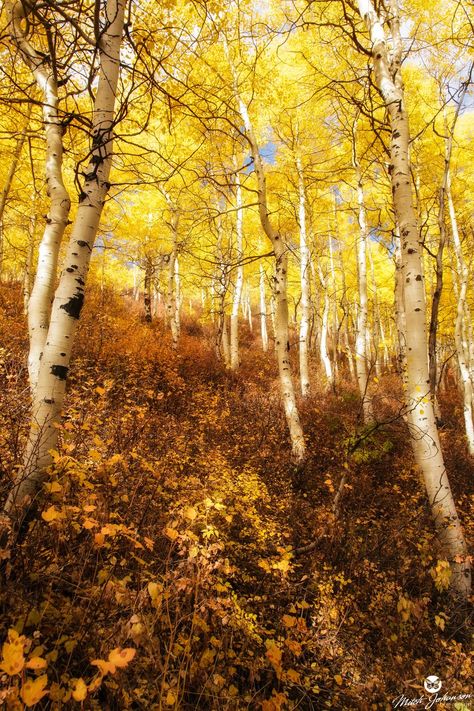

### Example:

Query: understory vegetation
xmin=0 ymin=285 xmax=472 ymax=710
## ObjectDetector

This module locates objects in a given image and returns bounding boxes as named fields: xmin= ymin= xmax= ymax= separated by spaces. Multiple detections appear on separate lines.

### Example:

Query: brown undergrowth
xmin=0 ymin=284 xmax=472 ymax=710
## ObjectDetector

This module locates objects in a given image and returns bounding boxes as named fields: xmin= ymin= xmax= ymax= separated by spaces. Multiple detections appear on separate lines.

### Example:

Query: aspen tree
xmin=230 ymin=162 xmax=244 ymax=370
xmin=295 ymin=154 xmax=311 ymax=397
xmin=5 ymin=2 xmax=72 ymax=391
xmin=225 ymin=38 xmax=306 ymax=462
xmin=259 ymin=263 xmax=269 ymax=352
xmin=352 ymin=119 xmax=374 ymax=421
xmin=4 ymin=0 xmax=127 ymax=521
xmin=440 ymin=88 xmax=474 ymax=454
xmin=355 ymin=0 xmax=471 ymax=597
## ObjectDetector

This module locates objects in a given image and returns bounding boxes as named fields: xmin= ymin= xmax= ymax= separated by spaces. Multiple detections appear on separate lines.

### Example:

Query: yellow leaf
xmin=286 ymin=668 xmax=301 ymax=683
xmin=88 ymin=449 xmax=102 ymax=462
xmin=1 ymin=631 xmax=26 ymax=675
xmin=164 ymin=527 xmax=179 ymax=541
xmin=183 ymin=506 xmax=197 ymax=521
xmin=265 ymin=640 xmax=282 ymax=671
xmin=72 ymin=678 xmax=87 ymax=702
xmin=41 ymin=505 xmax=64 ymax=523
xmin=83 ymin=518 xmax=97 ymax=530
xmin=148 ymin=581 xmax=162 ymax=606
xmin=20 ymin=674 xmax=49 ymax=707
xmin=165 ymin=689 xmax=177 ymax=706
xmin=334 ymin=674 xmax=343 ymax=686
xmin=26 ymin=656 xmax=47 ymax=670
xmin=44 ymin=481 xmax=62 ymax=494
xmin=95 ymin=386 xmax=106 ymax=395
xmin=282 ymin=614 xmax=296 ymax=628
xmin=94 ymin=533 xmax=105 ymax=546
xmin=91 ymin=658 xmax=115 ymax=676
xmin=108 ymin=647 xmax=136 ymax=669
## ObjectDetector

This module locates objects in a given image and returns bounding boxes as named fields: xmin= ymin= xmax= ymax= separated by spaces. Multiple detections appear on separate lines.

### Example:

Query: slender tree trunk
xmin=318 ymin=266 xmax=334 ymax=389
xmin=144 ymin=259 xmax=153 ymax=323
xmin=166 ymin=252 xmax=179 ymax=346
xmin=328 ymin=233 xmax=340 ymax=385
xmin=352 ymin=129 xmax=373 ymax=421
xmin=230 ymin=167 xmax=244 ymax=369
xmin=442 ymin=105 xmax=474 ymax=452
xmin=357 ymin=0 xmax=471 ymax=597
xmin=228 ymin=52 xmax=305 ymax=462
xmin=259 ymin=264 xmax=269 ymax=352
xmin=174 ymin=256 xmax=181 ymax=339
xmin=428 ymin=187 xmax=446 ymax=419
xmin=295 ymin=155 xmax=311 ymax=397
xmin=5 ymin=1 xmax=73 ymax=391
xmin=4 ymin=0 xmax=126 ymax=521
xmin=23 ymin=203 xmax=37 ymax=315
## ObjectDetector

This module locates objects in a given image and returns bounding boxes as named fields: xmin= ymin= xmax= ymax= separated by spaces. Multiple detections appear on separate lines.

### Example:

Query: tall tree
xmin=352 ymin=0 xmax=471 ymax=597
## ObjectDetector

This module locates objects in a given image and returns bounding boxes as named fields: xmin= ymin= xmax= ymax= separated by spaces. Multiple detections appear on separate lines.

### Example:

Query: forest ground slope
xmin=0 ymin=285 xmax=472 ymax=710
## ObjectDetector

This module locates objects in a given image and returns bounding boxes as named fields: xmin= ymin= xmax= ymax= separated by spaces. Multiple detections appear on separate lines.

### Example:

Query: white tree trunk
xmin=5 ymin=0 xmax=126 ymax=518
xmin=230 ymin=167 xmax=244 ymax=370
xmin=357 ymin=0 xmax=471 ymax=598
xmin=174 ymin=256 xmax=181 ymax=338
xmin=259 ymin=264 xmax=269 ymax=352
xmin=227 ymin=47 xmax=305 ymax=462
xmin=354 ymin=169 xmax=373 ymax=421
xmin=295 ymin=155 xmax=311 ymax=397
xmin=167 ymin=252 xmax=179 ymax=347
xmin=446 ymin=158 xmax=474 ymax=451
xmin=23 ymin=199 xmax=37 ymax=315
xmin=318 ymin=267 xmax=334 ymax=389
xmin=7 ymin=2 xmax=72 ymax=391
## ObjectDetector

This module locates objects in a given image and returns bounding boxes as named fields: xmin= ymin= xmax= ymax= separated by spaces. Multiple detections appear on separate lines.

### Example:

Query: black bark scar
xmin=60 ymin=291 xmax=84 ymax=319
xmin=51 ymin=364 xmax=69 ymax=380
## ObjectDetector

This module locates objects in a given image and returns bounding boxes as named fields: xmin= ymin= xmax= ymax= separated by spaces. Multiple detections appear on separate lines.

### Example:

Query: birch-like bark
xmin=328 ymin=233 xmax=340 ymax=384
xmin=357 ymin=0 xmax=471 ymax=597
xmin=5 ymin=0 xmax=126 ymax=519
xmin=214 ymin=209 xmax=229 ymax=364
xmin=166 ymin=252 xmax=179 ymax=347
xmin=318 ymin=266 xmax=334 ymax=389
xmin=161 ymin=188 xmax=180 ymax=348
xmin=295 ymin=155 xmax=311 ymax=397
xmin=174 ymin=256 xmax=181 ymax=340
xmin=259 ymin=264 xmax=269 ymax=352
xmin=441 ymin=102 xmax=474 ymax=452
xmin=144 ymin=259 xmax=153 ymax=323
xmin=6 ymin=3 xmax=72 ymax=391
xmin=230 ymin=166 xmax=244 ymax=369
xmin=23 ymin=203 xmax=37 ymax=314
xmin=227 ymin=46 xmax=305 ymax=462
xmin=0 ymin=103 xmax=32 ymax=278
xmin=352 ymin=126 xmax=373 ymax=421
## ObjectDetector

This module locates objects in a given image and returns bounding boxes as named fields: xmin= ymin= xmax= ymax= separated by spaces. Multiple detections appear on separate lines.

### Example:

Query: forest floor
xmin=0 ymin=285 xmax=472 ymax=710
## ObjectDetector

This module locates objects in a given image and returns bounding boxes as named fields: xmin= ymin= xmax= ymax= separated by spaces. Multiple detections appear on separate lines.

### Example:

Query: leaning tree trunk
xmin=4 ymin=0 xmax=126 ymax=521
xmin=357 ymin=0 xmax=471 ymax=598
xmin=227 ymin=48 xmax=305 ymax=462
